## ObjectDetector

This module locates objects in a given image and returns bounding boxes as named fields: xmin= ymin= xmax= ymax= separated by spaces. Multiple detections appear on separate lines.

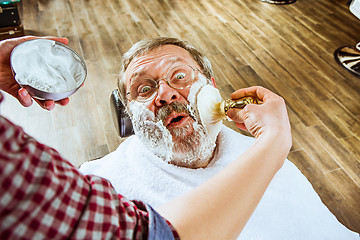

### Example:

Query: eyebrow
xmin=130 ymin=57 xmax=186 ymax=80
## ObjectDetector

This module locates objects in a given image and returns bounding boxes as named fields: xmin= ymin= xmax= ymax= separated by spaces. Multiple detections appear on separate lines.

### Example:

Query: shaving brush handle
xmin=223 ymin=96 xmax=259 ymax=113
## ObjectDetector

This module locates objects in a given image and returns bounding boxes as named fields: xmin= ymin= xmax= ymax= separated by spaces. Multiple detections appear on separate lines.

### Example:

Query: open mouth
xmin=165 ymin=113 xmax=189 ymax=127
xmin=170 ymin=116 xmax=184 ymax=123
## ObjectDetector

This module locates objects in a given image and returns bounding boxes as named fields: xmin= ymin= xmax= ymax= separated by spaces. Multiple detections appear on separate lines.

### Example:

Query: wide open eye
xmin=130 ymin=79 xmax=157 ymax=101
xmin=169 ymin=66 xmax=193 ymax=88
xmin=138 ymin=85 xmax=153 ymax=94
xmin=174 ymin=72 xmax=186 ymax=80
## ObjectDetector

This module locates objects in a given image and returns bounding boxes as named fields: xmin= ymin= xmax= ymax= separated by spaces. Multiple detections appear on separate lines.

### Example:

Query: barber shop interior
xmin=1 ymin=0 xmax=360 ymax=239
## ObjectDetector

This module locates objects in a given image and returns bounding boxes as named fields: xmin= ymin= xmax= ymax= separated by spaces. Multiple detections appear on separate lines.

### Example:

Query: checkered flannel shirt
xmin=0 ymin=93 xmax=179 ymax=239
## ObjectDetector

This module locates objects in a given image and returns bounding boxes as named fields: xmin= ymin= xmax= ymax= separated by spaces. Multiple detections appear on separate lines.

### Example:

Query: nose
xmin=154 ymin=80 xmax=181 ymax=106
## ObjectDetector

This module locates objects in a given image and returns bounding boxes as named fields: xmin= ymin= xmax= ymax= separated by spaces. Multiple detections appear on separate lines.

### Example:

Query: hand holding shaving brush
xmin=212 ymin=96 xmax=259 ymax=124
xmin=196 ymin=85 xmax=260 ymax=142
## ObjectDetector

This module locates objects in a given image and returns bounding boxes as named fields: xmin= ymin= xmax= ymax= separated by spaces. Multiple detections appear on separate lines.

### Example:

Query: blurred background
xmin=1 ymin=0 xmax=359 ymax=232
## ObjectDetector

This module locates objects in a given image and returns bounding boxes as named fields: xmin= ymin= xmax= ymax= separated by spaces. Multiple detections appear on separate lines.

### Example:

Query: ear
xmin=210 ymin=77 xmax=217 ymax=88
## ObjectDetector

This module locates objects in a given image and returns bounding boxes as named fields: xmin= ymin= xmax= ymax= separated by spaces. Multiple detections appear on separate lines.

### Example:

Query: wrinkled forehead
xmin=124 ymin=45 xmax=200 ymax=84
xmin=128 ymin=56 xmax=183 ymax=79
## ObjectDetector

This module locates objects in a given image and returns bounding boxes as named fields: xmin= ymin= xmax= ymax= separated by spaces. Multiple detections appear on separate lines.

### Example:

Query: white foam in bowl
xmin=10 ymin=39 xmax=87 ymax=101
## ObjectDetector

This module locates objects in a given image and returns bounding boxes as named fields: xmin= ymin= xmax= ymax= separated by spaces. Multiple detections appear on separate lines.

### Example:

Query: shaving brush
xmin=211 ymin=97 xmax=259 ymax=124
xmin=196 ymin=85 xmax=259 ymax=142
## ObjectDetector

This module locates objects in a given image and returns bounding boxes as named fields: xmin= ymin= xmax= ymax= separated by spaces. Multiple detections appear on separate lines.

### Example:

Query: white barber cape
xmin=79 ymin=125 xmax=358 ymax=239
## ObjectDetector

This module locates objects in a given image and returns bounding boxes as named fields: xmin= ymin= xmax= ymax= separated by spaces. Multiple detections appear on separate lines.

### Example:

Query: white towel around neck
xmin=79 ymin=125 xmax=358 ymax=239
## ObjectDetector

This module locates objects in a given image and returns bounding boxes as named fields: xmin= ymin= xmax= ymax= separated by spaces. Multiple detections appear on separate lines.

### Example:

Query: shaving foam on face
xmin=196 ymin=84 xmax=223 ymax=143
xmin=186 ymin=73 xmax=209 ymax=129
xmin=187 ymin=73 xmax=208 ymax=106
xmin=128 ymin=73 xmax=217 ymax=168
xmin=129 ymin=100 xmax=174 ymax=163
xmin=11 ymin=39 xmax=86 ymax=93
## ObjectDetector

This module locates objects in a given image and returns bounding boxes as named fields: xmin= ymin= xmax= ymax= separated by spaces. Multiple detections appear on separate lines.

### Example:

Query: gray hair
xmin=117 ymin=37 xmax=214 ymax=107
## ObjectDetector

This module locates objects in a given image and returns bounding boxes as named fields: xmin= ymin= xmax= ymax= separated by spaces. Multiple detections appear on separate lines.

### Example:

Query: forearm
xmin=157 ymin=132 xmax=289 ymax=240
xmin=0 ymin=114 xmax=171 ymax=239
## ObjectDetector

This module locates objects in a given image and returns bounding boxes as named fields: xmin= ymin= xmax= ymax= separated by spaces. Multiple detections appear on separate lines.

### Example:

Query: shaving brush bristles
xmin=196 ymin=85 xmax=224 ymax=143
xmin=210 ymin=100 xmax=227 ymax=125
xmin=196 ymin=85 xmax=259 ymax=142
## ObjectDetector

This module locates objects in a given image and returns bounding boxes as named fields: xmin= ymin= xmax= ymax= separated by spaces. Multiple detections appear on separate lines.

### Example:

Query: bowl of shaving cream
xmin=10 ymin=39 xmax=87 ymax=101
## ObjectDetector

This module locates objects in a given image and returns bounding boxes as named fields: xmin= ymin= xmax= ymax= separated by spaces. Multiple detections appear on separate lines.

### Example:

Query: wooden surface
xmin=1 ymin=0 xmax=359 ymax=232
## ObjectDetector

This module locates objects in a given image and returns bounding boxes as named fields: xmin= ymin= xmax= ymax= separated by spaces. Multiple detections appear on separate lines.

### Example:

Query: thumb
xmin=226 ymin=108 xmax=243 ymax=123
xmin=227 ymin=108 xmax=249 ymax=132
xmin=18 ymin=88 xmax=33 ymax=107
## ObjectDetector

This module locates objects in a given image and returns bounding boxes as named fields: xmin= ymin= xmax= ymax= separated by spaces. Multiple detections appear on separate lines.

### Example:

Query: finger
xmin=227 ymin=109 xmax=249 ymax=132
xmin=33 ymin=98 xmax=55 ymax=111
xmin=231 ymin=86 xmax=273 ymax=102
xmin=2 ymin=36 xmax=69 ymax=60
xmin=26 ymin=36 xmax=69 ymax=45
xmin=235 ymin=122 xmax=248 ymax=132
xmin=11 ymin=36 xmax=69 ymax=46
xmin=34 ymin=98 xmax=69 ymax=110
xmin=17 ymin=88 xmax=33 ymax=107
xmin=226 ymin=108 xmax=244 ymax=123
xmin=56 ymin=97 xmax=69 ymax=106
xmin=44 ymin=100 xmax=55 ymax=111
xmin=41 ymin=36 xmax=69 ymax=45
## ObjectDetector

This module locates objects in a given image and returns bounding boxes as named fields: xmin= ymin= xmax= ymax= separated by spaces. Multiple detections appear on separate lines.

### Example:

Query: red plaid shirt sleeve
xmin=0 ymin=95 xmax=179 ymax=239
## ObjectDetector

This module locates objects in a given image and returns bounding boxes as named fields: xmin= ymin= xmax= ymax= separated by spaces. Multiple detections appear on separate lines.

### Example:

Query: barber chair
xmin=110 ymin=89 xmax=134 ymax=138
xmin=334 ymin=0 xmax=360 ymax=77
xmin=259 ymin=0 xmax=296 ymax=5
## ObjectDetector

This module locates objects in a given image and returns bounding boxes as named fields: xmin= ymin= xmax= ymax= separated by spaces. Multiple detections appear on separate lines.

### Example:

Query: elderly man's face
xmin=124 ymin=45 xmax=217 ymax=168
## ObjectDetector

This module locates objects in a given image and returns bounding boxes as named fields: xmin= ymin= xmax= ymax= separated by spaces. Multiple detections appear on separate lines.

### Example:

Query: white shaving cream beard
xmin=129 ymin=101 xmax=173 ymax=162
xmin=169 ymin=119 xmax=215 ymax=168
xmin=129 ymin=75 xmax=217 ymax=168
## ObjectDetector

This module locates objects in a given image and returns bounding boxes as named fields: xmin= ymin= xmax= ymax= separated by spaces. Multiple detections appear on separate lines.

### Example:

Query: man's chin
xmin=169 ymin=127 xmax=193 ymax=140
xmin=168 ymin=122 xmax=195 ymax=141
